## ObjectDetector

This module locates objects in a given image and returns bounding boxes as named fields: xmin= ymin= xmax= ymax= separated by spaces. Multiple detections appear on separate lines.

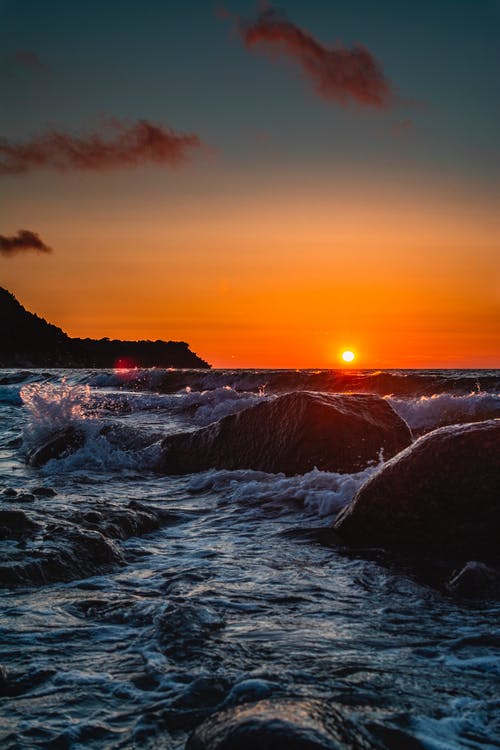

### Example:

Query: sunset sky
xmin=1 ymin=0 xmax=499 ymax=368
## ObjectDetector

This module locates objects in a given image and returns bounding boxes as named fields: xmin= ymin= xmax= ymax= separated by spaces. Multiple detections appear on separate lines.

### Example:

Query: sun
xmin=341 ymin=350 xmax=355 ymax=363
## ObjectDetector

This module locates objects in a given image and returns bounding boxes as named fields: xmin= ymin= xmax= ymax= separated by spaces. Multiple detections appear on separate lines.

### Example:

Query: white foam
xmin=412 ymin=697 xmax=500 ymax=750
xmin=20 ymin=381 xmax=96 ymax=446
xmin=20 ymin=381 xmax=163 ymax=474
xmin=183 ymin=386 xmax=266 ymax=426
xmin=387 ymin=392 xmax=500 ymax=432
xmin=187 ymin=464 xmax=379 ymax=520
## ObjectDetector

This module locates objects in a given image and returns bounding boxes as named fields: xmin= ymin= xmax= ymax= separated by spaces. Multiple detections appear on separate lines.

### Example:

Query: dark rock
xmin=172 ymin=676 xmax=231 ymax=710
xmin=0 ymin=509 xmax=40 ymax=538
xmin=70 ymin=504 xmax=163 ymax=540
xmin=14 ymin=493 xmax=35 ymax=503
xmin=186 ymin=699 xmax=385 ymax=750
xmin=1 ymin=488 xmax=17 ymax=498
xmin=27 ymin=426 xmax=85 ymax=467
xmin=32 ymin=486 xmax=57 ymax=497
xmin=0 ymin=499 xmax=175 ymax=587
xmin=447 ymin=562 xmax=500 ymax=599
xmin=155 ymin=601 xmax=225 ymax=658
xmin=334 ymin=420 xmax=500 ymax=561
xmin=0 ymin=527 xmax=123 ymax=586
xmin=159 ymin=392 xmax=412 ymax=476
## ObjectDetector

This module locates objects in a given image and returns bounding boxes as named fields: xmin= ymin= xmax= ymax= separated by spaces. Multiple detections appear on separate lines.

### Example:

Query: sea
xmin=0 ymin=368 xmax=499 ymax=749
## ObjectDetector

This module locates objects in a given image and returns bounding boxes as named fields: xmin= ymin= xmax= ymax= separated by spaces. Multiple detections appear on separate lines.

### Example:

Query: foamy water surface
xmin=1 ymin=368 xmax=499 ymax=749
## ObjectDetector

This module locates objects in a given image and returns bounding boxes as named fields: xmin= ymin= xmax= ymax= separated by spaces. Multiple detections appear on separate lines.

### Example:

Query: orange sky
xmin=3 ymin=166 xmax=499 ymax=368
xmin=2 ymin=1 xmax=500 ymax=369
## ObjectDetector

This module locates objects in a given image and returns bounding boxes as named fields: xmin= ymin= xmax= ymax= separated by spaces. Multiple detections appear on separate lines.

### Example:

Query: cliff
xmin=0 ymin=287 xmax=210 ymax=369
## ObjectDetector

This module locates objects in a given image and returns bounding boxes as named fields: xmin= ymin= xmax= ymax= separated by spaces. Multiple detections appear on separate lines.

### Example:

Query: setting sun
xmin=342 ymin=350 xmax=355 ymax=363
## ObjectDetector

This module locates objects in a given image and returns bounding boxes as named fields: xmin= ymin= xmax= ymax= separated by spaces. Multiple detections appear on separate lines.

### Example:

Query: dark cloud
xmin=0 ymin=119 xmax=203 ymax=175
xmin=12 ymin=49 xmax=48 ymax=72
xmin=0 ymin=230 xmax=52 ymax=257
xmin=239 ymin=7 xmax=392 ymax=108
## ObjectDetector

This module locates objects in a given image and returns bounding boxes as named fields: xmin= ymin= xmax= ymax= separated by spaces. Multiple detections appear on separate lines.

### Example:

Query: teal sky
xmin=1 ymin=0 xmax=499 ymax=367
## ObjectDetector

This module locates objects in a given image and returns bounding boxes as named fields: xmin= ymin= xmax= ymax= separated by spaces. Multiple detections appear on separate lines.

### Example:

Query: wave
xmin=20 ymin=382 xmax=163 ymax=474
xmin=387 ymin=392 xmax=500 ymax=433
xmin=187 ymin=464 xmax=379 ymax=519
xmin=80 ymin=368 xmax=500 ymax=398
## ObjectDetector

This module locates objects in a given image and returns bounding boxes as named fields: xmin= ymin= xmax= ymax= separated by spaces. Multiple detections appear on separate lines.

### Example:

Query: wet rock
xmin=172 ymin=676 xmax=231 ymax=710
xmin=32 ymin=486 xmax=57 ymax=497
xmin=0 ymin=509 xmax=40 ymax=538
xmin=14 ymin=493 xmax=35 ymax=503
xmin=447 ymin=562 xmax=500 ymax=599
xmin=186 ymin=699 xmax=385 ymax=750
xmin=27 ymin=426 xmax=85 ymax=467
xmin=159 ymin=392 xmax=412 ymax=476
xmin=0 ymin=499 xmax=175 ymax=587
xmin=221 ymin=679 xmax=279 ymax=707
xmin=334 ymin=420 xmax=500 ymax=561
xmin=69 ymin=503 xmax=163 ymax=540
xmin=1 ymin=488 xmax=17 ymax=498
xmin=0 ymin=526 xmax=123 ymax=586
xmin=155 ymin=601 xmax=225 ymax=658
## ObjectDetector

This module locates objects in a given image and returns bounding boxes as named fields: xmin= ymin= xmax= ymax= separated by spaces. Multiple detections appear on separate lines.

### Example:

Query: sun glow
xmin=341 ymin=350 xmax=355 ymax=363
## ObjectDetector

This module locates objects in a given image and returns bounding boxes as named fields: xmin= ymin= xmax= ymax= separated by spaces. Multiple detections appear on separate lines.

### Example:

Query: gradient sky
xmin=1 ymin=0 xmax=499 ymax=368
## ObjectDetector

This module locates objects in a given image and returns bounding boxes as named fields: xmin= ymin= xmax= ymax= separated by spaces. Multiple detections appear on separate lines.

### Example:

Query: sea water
xmin=0 ymin=368 xmax=499 ymax=749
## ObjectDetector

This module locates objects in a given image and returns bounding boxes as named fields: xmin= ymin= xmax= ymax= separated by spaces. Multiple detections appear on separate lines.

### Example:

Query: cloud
xmin=238 ymin=7 xmax=392 ymax=108
xmin=11 ymin=49 xmax=48 ymax=72
xmin=0 ymin=119 xmax=203 ymax=175
xmin=0 ymin=230 xmax=52 ymax=257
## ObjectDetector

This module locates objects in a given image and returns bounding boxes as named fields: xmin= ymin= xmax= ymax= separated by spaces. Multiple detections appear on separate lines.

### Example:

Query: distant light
xmin=114 ymin=357 xmax=137 ymax=370
xmin=342 ymin=350 xmax=355 ymax=363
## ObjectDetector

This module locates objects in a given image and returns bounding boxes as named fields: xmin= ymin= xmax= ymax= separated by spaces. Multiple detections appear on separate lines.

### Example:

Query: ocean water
xmin=0 ymin=368 xmax=499 ymax=749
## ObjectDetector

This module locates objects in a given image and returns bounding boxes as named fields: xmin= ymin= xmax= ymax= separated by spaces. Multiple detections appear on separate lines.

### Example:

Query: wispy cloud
xmin=237 ymin=7 xmax=392 ymax=108
xmin=11 ymin=49 xmax=48 ymax=72
xmin=0 ymin=119 xmax=203 ymax=175
xmin=1 ymin=49 xmax=48 ymax=74
xmin=0 ymin=230 xmax=52 ymax=257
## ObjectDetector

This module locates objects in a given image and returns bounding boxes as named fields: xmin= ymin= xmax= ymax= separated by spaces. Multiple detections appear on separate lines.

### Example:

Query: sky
xmin=1 ymin=0 xmax=499 ymax=368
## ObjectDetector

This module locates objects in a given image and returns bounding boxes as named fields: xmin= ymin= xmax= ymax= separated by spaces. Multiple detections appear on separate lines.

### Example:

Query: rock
xmin=14 ymin=493 xmax=35 ymax=503
xmin=0 ymin=499 xmax=176 ymax=587
xmin=0 ymin=527 xmax=123 ymax=587
xmin=1 ymin=488 xmax=17 ymax=498
xmin=447 ymin=562 xmax=500 ymax=599
xmin=334 ymin=420 xmax=500 ymax=561
xmin=159 ymin=392 xmax=412 ymax=476
xmin=27 ymin=426 xmax=85 ymax=467
xmin=70 ymin=504 xmax=163 ymax=540
xmin=0 ymin=509 xmax=40 ymax=538
xmin=155 ymin=601 xmax=225 ymax=658
xmin=32 ymin=486 xmax=57 ymax=497
xmin=186 ymin=699 xmax=385 ymax=750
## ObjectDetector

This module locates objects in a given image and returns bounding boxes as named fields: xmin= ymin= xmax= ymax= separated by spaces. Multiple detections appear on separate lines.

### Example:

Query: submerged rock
xmin=0 ymin=526 xmax=123 ymax=586
xmin=32 ymin=486 xmax=57 ymax=497
xmin=334 ymin=420 xmax=500 ymax=561
xmin=186 ymin=699 xmax=385 ymax=750
xmin=27 ymin=426 xmax=85 ymax=467
xmin=447 ymin=561 xmax=500 ymax=599
xmin=159 ymin=392 xmax=412 ymax=476
xmin=0 ymin=509 xmax=40 ymax=538
xmin=0 ymin=500 xmax=175 ymax=587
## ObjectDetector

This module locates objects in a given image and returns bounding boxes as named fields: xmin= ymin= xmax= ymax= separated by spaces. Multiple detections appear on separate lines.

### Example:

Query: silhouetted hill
xmin=0 ymin=287 xmax=210 ymax=368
